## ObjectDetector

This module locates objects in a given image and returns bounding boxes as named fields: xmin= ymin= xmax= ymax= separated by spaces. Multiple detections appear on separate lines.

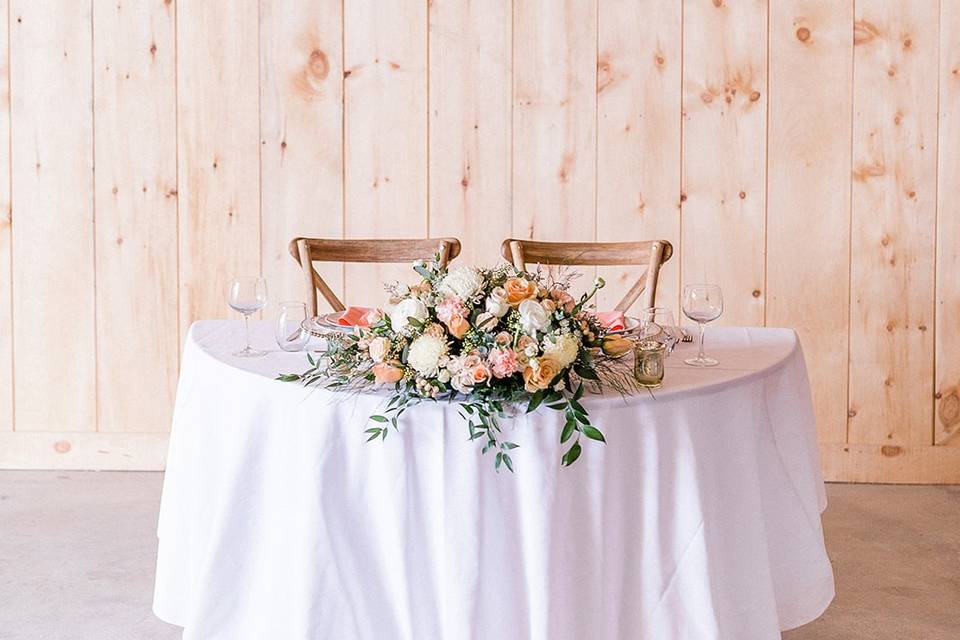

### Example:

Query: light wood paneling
xmin=428 ymin=0 xmax=511 ymax=268
xmin=681 ymin=0 xmax=767 ymax=326
xmin=596 ymin=0 xmax=681 ymax=313
xmin=0 ymin=1 xmax=957 ymax=482
xmin=767 ymin=1 xmax=853 ymax=444
xmin=177 ymin=0 xmax=261 ymax=333
xmin=343 ymin=0 xmax=427 ymax=306
xmin=260 ymin=0 xmax=344 ymax=310
xmin=0 ymin=431 xmax=168 ymax=470
xmin=820 ymin=443 xmax=960 ymax=484
xmin=10 ymin=0 xmax=96 ymax=432
xmin=0 ymin=0 xmax=11 ymax=432
xmin=93 ymin=0 xmax=178 ymax=432
xmin=936 ymin=1 xmax=960 ymax=446
xmin=848 ymin=1 xmax=938 ymax=446
xmin=513 ymin=0 xmax=597 ymax=298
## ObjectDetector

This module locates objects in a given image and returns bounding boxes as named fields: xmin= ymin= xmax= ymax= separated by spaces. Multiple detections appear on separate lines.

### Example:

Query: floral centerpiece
xmin=279 ymin=252 xmax=637 ymax=471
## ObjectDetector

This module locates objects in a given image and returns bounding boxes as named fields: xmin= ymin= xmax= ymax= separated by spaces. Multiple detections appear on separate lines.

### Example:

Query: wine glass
xmin=681 ymin=284 xmax=723 ymax=367
xmin=227 ymin=276 xmax=268 ymax=357
xmin=640 ymin=307 xmax=682 ymax=356
xmin=275 ymin=301 xmax=310 ymax=352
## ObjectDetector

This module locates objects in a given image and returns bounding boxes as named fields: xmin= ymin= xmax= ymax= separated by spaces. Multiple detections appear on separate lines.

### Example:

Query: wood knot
xmin=149 ymin=42 xmax=157 ymax=56
xmin=116 ymin=236 xmax=124 ymax=246
xmin=893 ymin=112 xmax=902 ymax=125
xmin=712 ymin=0 xmax=723 ymax=7
xmin=679 ymin=192 xmax=687 ymax=202
xmin=460 ymin=176 xmax=469 ymax=189
xmin=854 ymin=20 xmax=880 ymax=45
xmin=388 ymin=61 xmax=400 ymax=70
xmin=748 ymin=90 xmax=761 ymax=102
xmin=880 ymin=445 xmax=902 ymax=458
xmin=853 ymin=161 xmax=885 ymax=182
xmin=343 ymin=69 xmax=352 ymax=78
xmin=111 ymin=186 xmax=118 ymax=195
xmin=940 ymin=392 xmax=960 ymax=427
xmin=701 ymin=91 xmax=714 ymax=104
xmin=53 ymin=440 xmax=71 ymax=454
xmin=752 ymin=289 xmax=762 ymax=298
xmin=654 ymin=54 xmax=665 ymax=67
xmin=906 ymin=190 xmax=916 ymax=199
xmin=847 ymin=409 xmax=857 ymax=418
xmin=738 ymin=191 xmax=746 ymax=199
xmin=887 ymin=66 xmax=896 ymax=77
xmin=597 ymin=53 xmax=614 ymax=93
xmin=880 ymin=235 xmax=890 ymax=247
xmin=918 ymin=324 xmax=927 ymax=331
xmin=884 ymin=376 xmax=894 ymax=387
xmin=902 ymin=37 xmax=912 ymax=50
xmin=886 ymin=321 xmax=895 ymax=332
xmin=796 ymin=27 xmax=811 ymax=42
xmin=308 ymin=49 xmax=330 ymax=80
xmin=280 ymin=140 xmax=287 ymax=150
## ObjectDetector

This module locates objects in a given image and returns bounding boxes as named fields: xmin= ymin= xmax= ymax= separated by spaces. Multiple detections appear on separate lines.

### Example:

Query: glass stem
xmin=243 ymin=313 xmax=252 ymax=352
xmin=697 ymin=321 xmax=706 ymax=361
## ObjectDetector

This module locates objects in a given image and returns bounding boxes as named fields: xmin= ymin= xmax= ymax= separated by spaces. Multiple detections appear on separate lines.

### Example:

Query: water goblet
xmin=276 ymin=301 xmax=310 ymax=352
xmin=640 ymin=307 xmax=682 ymax=356
xmin=681 ymin=284 xmax=723 ymax=367
xmin=227 ymin=276 xmax=268 ymax=357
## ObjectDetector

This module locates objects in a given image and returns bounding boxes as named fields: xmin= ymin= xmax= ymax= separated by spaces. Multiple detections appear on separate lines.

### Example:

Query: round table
xmin=153 ymin=320 xmax=834 ymax=640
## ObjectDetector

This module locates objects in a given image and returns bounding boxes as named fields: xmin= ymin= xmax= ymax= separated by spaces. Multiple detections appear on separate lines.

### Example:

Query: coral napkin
xmin=595 ymin=311 xmax=626 ymax=331
xmin=334 ymin=306 xmax=375 ymax=327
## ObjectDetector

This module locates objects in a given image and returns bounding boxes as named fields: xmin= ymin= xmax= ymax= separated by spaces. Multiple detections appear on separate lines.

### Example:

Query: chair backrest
xmin=289 ymin=237 xmax=462 ymax=315
xmin=500 ymin=239 xmax=673 ymax=312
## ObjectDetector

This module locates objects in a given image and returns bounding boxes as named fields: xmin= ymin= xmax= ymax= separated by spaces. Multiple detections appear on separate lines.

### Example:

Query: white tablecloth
xmin=154 ymin=321 xmax=834 ymax=640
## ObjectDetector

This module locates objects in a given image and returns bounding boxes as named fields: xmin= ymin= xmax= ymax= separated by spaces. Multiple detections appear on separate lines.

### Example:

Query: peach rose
xmin=424 ymin=322 xmax=447 ymax=338
xmin=550 ymin=288 xmax=576 ymax=313
xmin=522 ymin=357 xmax=563 ymax=392
xmin=494 ymin=331 xmax=513 ymax=346
xmin=469 ymin=363 xmax=492 ymax=385
xmin=447 ymin=315 xmax=471 ymax=339
xmin=372 ymin=362 xmax=404 ymax=384
xmin=504 ymin=277 xmax=538 ymax=307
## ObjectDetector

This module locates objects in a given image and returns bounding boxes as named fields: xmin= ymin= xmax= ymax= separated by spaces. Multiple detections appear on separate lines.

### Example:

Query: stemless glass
xmin=276 ymin=301 xmax=310 ymax=352
xmin=682 ymin=284 xmax=723 ymax=367
xmin=227 ymin=276 xmax=268 ymax=357
xmin=640 ymin=307 xmax=682 ymax=355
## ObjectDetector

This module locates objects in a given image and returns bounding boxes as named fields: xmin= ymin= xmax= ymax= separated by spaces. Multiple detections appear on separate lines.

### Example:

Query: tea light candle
xmin=634 ymin=340 xmax=666 ymax=388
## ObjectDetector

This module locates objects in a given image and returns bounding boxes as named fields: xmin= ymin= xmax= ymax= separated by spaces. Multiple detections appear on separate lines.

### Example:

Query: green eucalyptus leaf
xmin=526 ymin=389 xmax=545 ymax=413
xmin=560 ymin=420 xmax=576 ymax=443
xmin=369 ymin=415 xmax=388 ymax=423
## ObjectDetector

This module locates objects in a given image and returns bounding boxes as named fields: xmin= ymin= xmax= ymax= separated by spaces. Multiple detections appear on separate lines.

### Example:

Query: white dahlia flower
xmin=541 ymin=333 xmax=580 ymax=369
xmin=518 ymin=299 xmax=550 ymax=335
xmin=407 ymin=334 xmax=448 ymax=377
xmin=437 ymin=265 xmax=484 ymax=301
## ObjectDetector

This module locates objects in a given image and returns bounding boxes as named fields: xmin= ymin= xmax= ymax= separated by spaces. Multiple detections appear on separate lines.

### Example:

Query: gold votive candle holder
xmin=634 ymin=340 xmax=666 ymax=388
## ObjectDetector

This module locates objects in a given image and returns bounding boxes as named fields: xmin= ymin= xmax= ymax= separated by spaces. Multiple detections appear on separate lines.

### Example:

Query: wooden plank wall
xmin=0 ymin=0 xmax=957 ymax=483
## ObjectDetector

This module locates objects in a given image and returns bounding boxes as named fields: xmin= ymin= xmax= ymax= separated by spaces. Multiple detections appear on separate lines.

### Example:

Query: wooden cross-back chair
xmin=500 ymin=239 xmax=673 ymax=312
xmin=289 ymin=237 xmax=462 ymax=315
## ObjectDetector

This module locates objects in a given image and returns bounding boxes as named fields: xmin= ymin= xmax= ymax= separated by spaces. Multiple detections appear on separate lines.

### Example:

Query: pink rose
xmin=469 ymin=362 xmax=492 ymax=385
xmin=550 ymin=288 xmax=576 ymax=313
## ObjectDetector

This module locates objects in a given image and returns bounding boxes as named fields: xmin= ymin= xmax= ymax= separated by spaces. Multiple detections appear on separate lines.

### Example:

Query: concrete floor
xmin=0 ymin=473 xmax=957 ymax=640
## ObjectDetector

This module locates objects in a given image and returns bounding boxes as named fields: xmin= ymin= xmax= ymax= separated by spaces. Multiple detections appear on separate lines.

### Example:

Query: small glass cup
xmin=640 ymin=307 xmax=682 ymax=356
xmin=275 ymin=301 xmax=310 ymax=352
xmin=634 ymin=340 xmax=666 ymax=389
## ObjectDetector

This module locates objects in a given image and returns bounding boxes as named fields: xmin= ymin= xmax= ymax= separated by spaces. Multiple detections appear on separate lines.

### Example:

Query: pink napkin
xmin=334 ymin=306 xmax=375 ymax=327
xmin=595 ymin=310 xmax=625 ymax=331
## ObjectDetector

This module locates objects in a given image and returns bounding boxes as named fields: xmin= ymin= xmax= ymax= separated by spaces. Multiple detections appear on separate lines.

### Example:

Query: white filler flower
xmin=390 ymin=298 xmax=429 ymax=334
xmin=407 ymin=334 xmax=448 ymax=377
xmin=437 ymin=265 xmax=484 ymax=301
xmin=541 ymin=333 xmax=580 ymax=369
xmin=518 ymin=299 xmax=550 ymax=335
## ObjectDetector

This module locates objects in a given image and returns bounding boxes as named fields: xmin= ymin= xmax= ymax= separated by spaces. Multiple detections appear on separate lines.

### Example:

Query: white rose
xmin=437 ymin=369 xmax=451 ymax=384
xmin=407 ymin=334 xmax=448 ymax=376
xmin=541 ymin=333 xmax=580 ymax=368
xmin=368 ymin=336 xmax=392 ymax=363
xmin=518 ymin=299 xmax=550 ymax=335
xmin=438 ymin=265 xmax=484 ymax=301
xmin=390 ymin=298 xmax=429 ymax=334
